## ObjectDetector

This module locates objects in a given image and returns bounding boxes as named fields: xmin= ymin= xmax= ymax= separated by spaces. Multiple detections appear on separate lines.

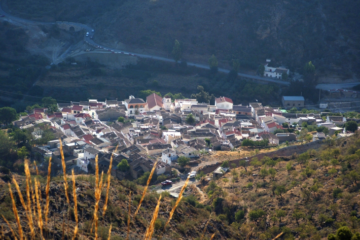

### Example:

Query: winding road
xmin=4 ymin=3 xmax=354 ymax=88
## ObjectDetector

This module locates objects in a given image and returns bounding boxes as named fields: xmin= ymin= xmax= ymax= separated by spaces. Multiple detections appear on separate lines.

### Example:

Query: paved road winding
xmin=0 ymin=3 xmax=292 ymax=86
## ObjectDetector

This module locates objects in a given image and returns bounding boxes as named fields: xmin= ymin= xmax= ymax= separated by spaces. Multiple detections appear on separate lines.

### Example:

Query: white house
xmin=264 ymin=59 xmax=289 ymax=79
xmin=162 ymin=130 xmax=182 ymax=144
xmin=162 ymin=96 xmax=172 ymax=111
xmin=84 ymin=147 xmax=99 ymax=160
xmin=215 ymin=97 xmax=233 ymax=110
xmin=174 ymin=99 xmax=198 ymax=111
xmin=124 ymin=95 xmax=147 ymax=117
xmin=161 ymin=148 xmax=177 ymax=165
xmin=77 ymin=158 xmax=89 ymax=172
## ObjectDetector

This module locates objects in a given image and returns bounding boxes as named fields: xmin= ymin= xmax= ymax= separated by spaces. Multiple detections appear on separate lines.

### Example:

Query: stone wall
xmin=199 ymin=140 xmax=323 ymax=174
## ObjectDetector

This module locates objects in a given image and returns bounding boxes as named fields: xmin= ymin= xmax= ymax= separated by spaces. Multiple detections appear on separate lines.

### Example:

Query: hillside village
xmin=12 ymin=93 xmax=358 ymax=181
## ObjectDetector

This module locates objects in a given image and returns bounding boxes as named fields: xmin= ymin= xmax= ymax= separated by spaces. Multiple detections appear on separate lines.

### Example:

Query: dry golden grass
xmin=59 ymin=139 xmax=70 ymax=204
xmin=134 ymin=160 xmax=158 ymax=217
xmin=127 ymin=191 xmax=131 ymax=240
xmin=2 ymin=215 xmax=18 ymax=240
xmin=34 ymin=179 xmax=43 ymax=239
xmin=34 ymin=161 xmax=39 ymax=175
xmin=12 ymin=177 xmax=35 ymax=238
xmin=210 ymin=233 xmax=216 ymax=240
xmin=200 ymin=213 xmax=213 ymax=240
xmin=103 ymin=146 xmax=118 ymax=216
xmin=44 ymin=157 xmax=52 ymax=224
xmin=107 ymin=224 xmax=112 ymax=240
xmin=163 ymin=175 xmax=190 ymax=232
xmin=72 ymin=169 xmax=78 ymax=240
xmin=272 ymin=232 xmax=283 ymax=239
xmin=8 ymin=183 xmax=24 ymax=240
xmin=144 ymin=195 xmax=162 ymax=240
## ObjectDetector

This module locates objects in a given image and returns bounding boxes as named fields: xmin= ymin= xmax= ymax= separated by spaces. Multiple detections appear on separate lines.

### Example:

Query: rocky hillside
xmin=6 ymin=0 xmax=360 ymax=78
xmin=0 ymin=173 xmax=239 ymax=239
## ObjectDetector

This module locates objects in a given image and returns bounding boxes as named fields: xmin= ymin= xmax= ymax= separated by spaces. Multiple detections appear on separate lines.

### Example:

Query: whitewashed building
xmin=264 ymin=59 xmax=289 ymax=79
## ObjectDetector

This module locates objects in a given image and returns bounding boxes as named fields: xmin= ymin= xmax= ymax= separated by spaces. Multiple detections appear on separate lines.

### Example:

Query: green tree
xmin=249 ymin=209 xmax=266 ymax=223
xmin=282 ymin=72 xmax=288 ymax=80
xmin=257 ymin=64 xmax=265 ymax=76
xmin=304 ymin=61 xmax=315 ymax=75
xmin=208 ymin=55 xmax=218 ymax=73
xmin=269 ymin=168 xmax=276 ymax=180
xmin=117 ymin=159 xmax=130 ymax=172
xmin=191 ymin=85 xmax=215 ymax=104
xmin=42 ymin=97 xmax=58 ymax=113
xmin=17 ymin=146 xmax=29 ymax=160
xmin=250 ymin=158 xmax=261 ymax=170
xmin=352 ymin=233 xmax=360 ymax=240
xmin=185 ymin=114 xmax=195 ymax=125
xmin=239 ymin=160 xmax=247 ymax=172
xmin=328 ymin=234 xmax=336 ymax=240
xmin=345 ymin=121 xmax=358 ymax=132
xmin=292 ymin=210 xmax=305 ymax=225
xmin=0 ymin=107 xmax=17 ymax=124
xmin=235 ymin=210 xmax=245 ymax=222
xmin=276 ymin=209 xmax=286 ymax=223
xmin=336 ymin=226 xmax=353 ymax=240
xmin=221 ymin=161 xmax=229 ymax=168
xmin=178 ymin=156 xmax=190 ymax=167
xmin=117 ymin=117 xmax=125 ymax=123
xmin=259 ymin=168 xmax=269 ymax=179
xmin=172 ymin=39 xmax=182 ymax=63
xmin=11 ymin=129 xmax=28 ymax=145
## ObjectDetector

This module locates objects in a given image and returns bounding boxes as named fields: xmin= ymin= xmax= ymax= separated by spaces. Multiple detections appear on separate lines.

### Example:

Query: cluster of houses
xmin=12 ymin=93 xmax=353 ymax=180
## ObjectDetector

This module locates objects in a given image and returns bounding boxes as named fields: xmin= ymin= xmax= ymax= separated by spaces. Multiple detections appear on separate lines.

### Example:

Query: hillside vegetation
xmin=6 ymin=0 xmax=360 ymax=77
xmin=197 ymin=133 xmax=360 ymax=239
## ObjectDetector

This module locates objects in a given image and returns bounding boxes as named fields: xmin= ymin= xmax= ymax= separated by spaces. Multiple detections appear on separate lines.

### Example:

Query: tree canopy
xmin=172 ymin=39 xmax=182 ymax=63
xmin=0 ymin=107 xmax=17 ymax=124
xmin=178 ymin=156 xmax=190 ymax=167
xmin=345 ymin=121 xmax=358 ymax=132
xmin=117 ymin=159 xmax=130 ymax=172
xmin=185 ymin=114 xmax=195 ymax=125
xmin=191 ymin=85 xmax=215 ymax=104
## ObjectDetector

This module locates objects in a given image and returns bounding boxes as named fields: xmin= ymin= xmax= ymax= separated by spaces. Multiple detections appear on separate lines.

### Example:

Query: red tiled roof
xmin=225 ymin=131 xmax=235 ymax=135
xmin=62 ymin=124 xmax=70 ymax=130
xmin=218 ymin=119 xmax=228 ymax=127
xmin=75 ymin=113 xmax=91 ymax=118
xmin=83 ymin=134 xmax=94 ymax=142
xmin=47 ymin=114 xmax=55 ymax=119
xmin=62 ymin=108 xmax=72 ymax=113
xmin=147 ymin=93 xmax=163 ymax=110
xmin=72 ymin=105 xmax=83 ymax=111
xmin=54 ymin=112 xmax=63 ymax=118
xmin=267 ymin=122 xmax=277 ymax=129
xmin=29 ymin=113 xmax=43 ymax=120
xmin=215 ymin=96 xmax=233 ymax=104
xmin=34 ymin=108 xmax=46 ymax=113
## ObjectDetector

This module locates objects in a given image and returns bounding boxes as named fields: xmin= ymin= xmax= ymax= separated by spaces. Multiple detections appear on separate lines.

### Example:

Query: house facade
xmin=282 ymin=96 xmax=304 ymax=108
xmin=124 ymin=96 xmax=147 ymax=116
xmin=215 ymin=97 xmax=233 ymax=110
xmin=263 ymin=59 xmax=289 ymax=79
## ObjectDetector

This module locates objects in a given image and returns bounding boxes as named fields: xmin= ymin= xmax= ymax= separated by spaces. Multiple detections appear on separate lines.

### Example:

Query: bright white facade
xmin=174 ymin=99 xmax=198 ymax=111
xmin=264 ymin=59 xmax=289 ymax=79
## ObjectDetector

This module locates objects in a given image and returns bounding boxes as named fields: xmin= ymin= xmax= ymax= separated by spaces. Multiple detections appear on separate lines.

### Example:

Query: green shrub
xmin=235 ymin=210 xmax=245 ymax=222
xmin=333 ymin=188 xmax=343 ymax=198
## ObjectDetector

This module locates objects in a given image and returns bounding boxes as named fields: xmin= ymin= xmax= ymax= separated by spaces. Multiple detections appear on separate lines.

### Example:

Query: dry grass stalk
xmin=12 ymin=177 xmax=35 ymax=238
xmin=44 ymin=156 xmax=52 ymax=224
xmin=107 ymin=224 xmax=112 ymax=240
xmin=72 ymin=226 xmax=78 ymax=240
xmin=34 ymin=161 xmax=39 ymax=175
xmin=103 ymin=146 xmax=118 ymax=216
xmin=93 ymin=164 xmax=104 ymax=240
xmin=126 ymin=191 xmax=132 ymax=240
xmin=59 ymin=139 xmax=69 ymax=204
xmin=144 ymin=195 xmax=162 ymax=240
xmin=95 ymin=154 xmax=99 ymax=190
xmin=200 ymin=213 xmax=213 ymax=240
xmin=24 ymin=161 xmax=35 ymax=226
xmin=34 ymin=179 xmax=44 ymax=239
xmin=210 ymin=233 xmax=216 ymax=240
xmin=2 ymin=215 xmax=18 ymax=240
xmin=72 ymin=169 xmax=79 ymax=240
xmin=134 ymin=160 xmax=158 ymax=217
xmin=62 ymin=213 xmax=65 ymax=240
xmin=272 ymin=232 xmax=283 ymax=240
xmin=8 ymin=183 xmax=24 ymax=240
xmin=163 ymin=175 xmax=190 ymax=231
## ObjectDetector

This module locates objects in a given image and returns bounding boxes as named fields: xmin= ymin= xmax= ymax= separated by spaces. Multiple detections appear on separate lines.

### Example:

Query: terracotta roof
xmin=29 ymin=113 xmax=43 ymax=120
xmin=75 ymin=113 xmax=91 ymax=118
xmin=267 ymin=122 xmax=277 ymax=128
xmin=62 ymin=124 xmax=71 ymax=130
xmin=82 ymin=134 xmax=94 ymax=142
xmin=62 ymin=108 xmax=72 ymax=113
xmin=72 ymin=105 xmax=83 ymax=111
xmin=147 ymin=93 xmax=163 ymax=109
xmin=215 ymin=96 xmax=233 ymax=104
